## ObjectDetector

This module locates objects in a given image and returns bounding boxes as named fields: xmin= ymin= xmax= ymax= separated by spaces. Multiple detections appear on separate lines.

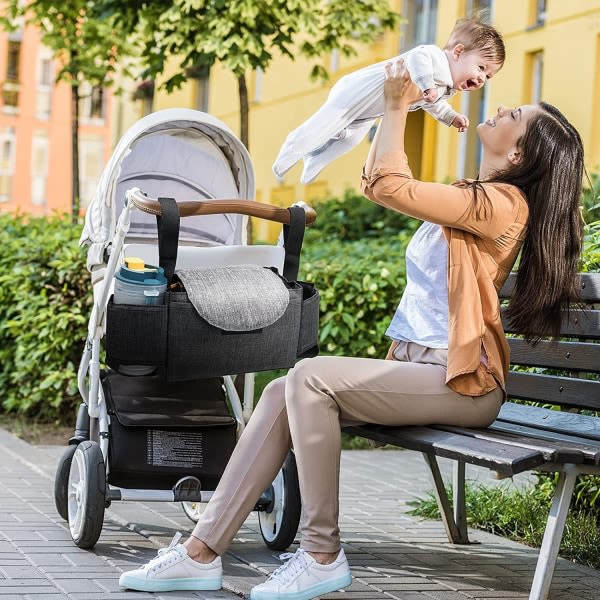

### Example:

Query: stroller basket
xmin=103 ymin=371 xmax=236 ymax=489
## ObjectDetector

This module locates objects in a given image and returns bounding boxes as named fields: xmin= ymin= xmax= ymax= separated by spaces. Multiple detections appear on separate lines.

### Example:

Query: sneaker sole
xmin=249 ymin=571 xmax=352 ymax=600
xmin=119 ymin=573 xmax=222 ymax=592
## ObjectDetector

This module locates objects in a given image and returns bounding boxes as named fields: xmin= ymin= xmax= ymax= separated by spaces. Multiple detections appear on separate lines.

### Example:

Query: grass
xmin=408 ymin=478 xmax=600 ymax=570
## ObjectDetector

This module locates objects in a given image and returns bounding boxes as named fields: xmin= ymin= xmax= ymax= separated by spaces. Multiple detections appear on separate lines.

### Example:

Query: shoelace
xmin=268 ymin=548 xmax=310 ymax=585
xmin=144 ymin=532 xmax=184 ymax=573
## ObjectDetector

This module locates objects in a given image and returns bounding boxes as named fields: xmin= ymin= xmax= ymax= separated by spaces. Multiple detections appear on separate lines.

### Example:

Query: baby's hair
xmin=445 ymin=11 xmax=505 ymax=66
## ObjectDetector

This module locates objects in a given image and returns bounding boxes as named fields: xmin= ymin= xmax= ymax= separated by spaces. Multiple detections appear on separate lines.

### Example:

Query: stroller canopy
xmin=81 ymin=109 xmax=255 ymax=271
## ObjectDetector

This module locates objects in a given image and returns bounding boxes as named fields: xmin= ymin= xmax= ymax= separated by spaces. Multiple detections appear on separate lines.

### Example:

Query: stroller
xmin=54 ymin=108 xmax=318 ymax=551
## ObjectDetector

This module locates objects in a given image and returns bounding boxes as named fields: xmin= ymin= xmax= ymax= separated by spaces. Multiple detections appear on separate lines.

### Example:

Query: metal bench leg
xmin=453 ymin=460 xmax=469 ymax=543
xmin=421 ymin=453 xmax=470 ymax=544
xmin=529 ymin=465 xmax=578 ymax=600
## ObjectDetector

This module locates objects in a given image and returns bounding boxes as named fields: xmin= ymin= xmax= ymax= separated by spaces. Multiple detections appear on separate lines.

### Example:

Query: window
xmin=3 ymin=39 xmax=22 ymax=110
xmin=252 ymin=68 xmax=263 ymax=103
xmin=0 ymin=128 xmax=16 ymax=202
xmin=31 ymin=133 xmax=49 ymax=206
xmin=187 ymin=65 xmax=210 ymax=112
xmin=6 ymin=40 xmax=21 ymax=82
xmin=456 ymin=0 xmax=494 ymax=179
xmin=466 ymin=0 xmax=493 ymax=16
xmin=36 ymin=51 xmax=53 ymax=119
xmin=79 ymin=82 xmax=106 ymax=122
xmin=89 ymin=86 xmax=104 ymax=119
xmin=529 ymin=0 xmax=547 ymax=27
xmin=400 ymin=0 xmax=438 ymax=51
xmin=132 ymin=80 xmax=155 ymax=116
xmin=330 ymin=49 xmax=340 ymax=73
xmin=529 ymin=51 xmax=544 ymax=103
xmin=79 ymin=137 xmax=105 ymax=209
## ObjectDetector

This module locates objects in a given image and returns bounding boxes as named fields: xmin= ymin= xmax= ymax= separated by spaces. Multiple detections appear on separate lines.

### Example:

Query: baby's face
xmin=449 ymin=49 xmax=501 ymax=92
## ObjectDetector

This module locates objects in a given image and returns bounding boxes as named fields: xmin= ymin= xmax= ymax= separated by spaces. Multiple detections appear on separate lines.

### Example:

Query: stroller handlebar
xmin=127 ymin=188 xmax=316 ymax=226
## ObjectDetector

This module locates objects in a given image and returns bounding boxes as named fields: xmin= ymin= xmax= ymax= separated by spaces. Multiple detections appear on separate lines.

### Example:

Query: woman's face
xmin=477 ymin=104 xmax=539 ymax=161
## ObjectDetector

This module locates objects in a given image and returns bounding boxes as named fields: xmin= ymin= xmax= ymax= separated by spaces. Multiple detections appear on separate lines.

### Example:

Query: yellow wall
xmin=153 ymin=1 xmax=600 ymax=240
xmin=491 ymin=1 xmax=600 ymax=169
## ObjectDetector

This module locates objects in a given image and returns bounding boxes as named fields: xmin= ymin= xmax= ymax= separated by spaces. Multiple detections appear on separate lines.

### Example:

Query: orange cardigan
xmin=361 ymin=151 xmax=529 ymax=397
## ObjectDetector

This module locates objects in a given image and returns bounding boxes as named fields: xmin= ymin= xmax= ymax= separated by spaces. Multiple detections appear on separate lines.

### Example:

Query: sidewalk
xmin=1 ymin=427 xmax=599 ymax=600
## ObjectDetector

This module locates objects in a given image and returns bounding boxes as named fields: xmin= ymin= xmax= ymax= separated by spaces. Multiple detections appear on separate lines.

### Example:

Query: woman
xmin=118 ymin=59 xmax=584 ymax=600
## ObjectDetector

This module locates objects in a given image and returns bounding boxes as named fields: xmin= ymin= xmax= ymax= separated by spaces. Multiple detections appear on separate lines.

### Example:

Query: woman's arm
xmin=376 ymin=61 xmax=422 ymax=158
xmin=365 ymin=61 xmax=420 ymax=173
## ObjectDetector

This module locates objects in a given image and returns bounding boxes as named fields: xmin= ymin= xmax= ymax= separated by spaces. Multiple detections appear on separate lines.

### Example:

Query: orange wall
xmin=0 ymin=23 xmax=113 ymax=216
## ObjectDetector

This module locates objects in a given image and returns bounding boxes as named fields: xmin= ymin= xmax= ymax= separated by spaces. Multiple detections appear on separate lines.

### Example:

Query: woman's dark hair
xmin=478 ymin=102 xmax=584 ymax=342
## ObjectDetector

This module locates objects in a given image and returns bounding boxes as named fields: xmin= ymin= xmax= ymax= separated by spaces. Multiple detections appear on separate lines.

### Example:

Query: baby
xmin=273 ymin=15 xmax=505 ymax=184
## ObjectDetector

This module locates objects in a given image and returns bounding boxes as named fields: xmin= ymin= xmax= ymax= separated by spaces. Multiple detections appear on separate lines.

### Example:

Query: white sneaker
xmin=119 ymin=532 xmax=222 ymax=592
xmin=250 ymin=547 xmax=352 ymax=600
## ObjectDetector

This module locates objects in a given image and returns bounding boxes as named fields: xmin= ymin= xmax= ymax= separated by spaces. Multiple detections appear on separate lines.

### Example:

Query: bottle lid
xmin=125 ymin=256 xmax=145 ymax=270
xmin=117 ymin=264 xmax=166 ymax=285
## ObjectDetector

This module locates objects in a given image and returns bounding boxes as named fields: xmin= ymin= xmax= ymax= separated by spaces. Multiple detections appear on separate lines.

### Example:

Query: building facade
xmin=155 ymin=1 xmax=600 ymax=242
xmin=0 ymin=20 xmax=113 ymax=215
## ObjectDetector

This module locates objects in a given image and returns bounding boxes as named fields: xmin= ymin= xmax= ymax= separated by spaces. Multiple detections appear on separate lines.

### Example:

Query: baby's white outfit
xmin=273 ymin=45 xmax=458 ymax=184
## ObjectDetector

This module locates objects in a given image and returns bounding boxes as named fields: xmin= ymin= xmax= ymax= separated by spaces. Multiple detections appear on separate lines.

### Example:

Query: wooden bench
xmin=346 ymin=272 xmax=600 ymax=600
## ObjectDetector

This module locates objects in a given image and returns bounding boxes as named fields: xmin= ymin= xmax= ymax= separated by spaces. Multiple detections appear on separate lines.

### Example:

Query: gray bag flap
xmin=176 ymin=265 xmax=290 ymax=331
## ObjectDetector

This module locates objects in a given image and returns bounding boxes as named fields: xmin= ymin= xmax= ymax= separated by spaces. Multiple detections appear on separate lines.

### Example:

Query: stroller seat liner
xmin=177 ymin=265 xmax=290 ymax=331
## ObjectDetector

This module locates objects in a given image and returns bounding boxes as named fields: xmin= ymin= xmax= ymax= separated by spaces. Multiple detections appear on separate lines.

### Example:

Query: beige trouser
xmin=191 ymin=341 xmax=503 ymax=554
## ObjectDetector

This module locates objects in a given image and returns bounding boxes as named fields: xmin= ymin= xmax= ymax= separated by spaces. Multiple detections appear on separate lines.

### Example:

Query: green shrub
xmin=301 ymin=234 xmax=411 ymax=359
xmin=582 ymin=171 xmax=600 ymax=225
xmin=305 ymin=189 xmax=419 ymax=243
xmin=0 ymin=213 xmax=90 ymax=418
xmin=581 ymin=219 xmax=600 ymax=272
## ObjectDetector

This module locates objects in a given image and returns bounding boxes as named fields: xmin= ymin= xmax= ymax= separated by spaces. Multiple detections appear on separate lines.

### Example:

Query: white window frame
xmin=400 ymin=0 xmax=438 ymax=51
xmin=79 ymin=137 xmax=105 ymax=210
xmin=79 ymin=82 xmax=106 ymax=125
xmin=0 ymin=128 xmax=17 ymax=202
xmin=531 ymin=51 xmax=544 ymax=103
xmin=31 ymin=133 xmax=49 ymax=206
xmin=35 ymin=48 xmax=53 ymax=120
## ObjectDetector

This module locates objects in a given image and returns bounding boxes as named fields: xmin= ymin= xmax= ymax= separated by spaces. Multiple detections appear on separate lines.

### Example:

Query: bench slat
xmin=498 ymin=402 xmax=600 ymax=441
xmin=508 ymin=339 xmax=600 ymax=373
xmin=436 ymin=425 xmax=597 ymax=464
xmin=488 ymin=421 xmax=600 ymax=462
xmin=501 ymin=308 xmax=600 ymax=339
xmin=344 ymin=425 xmax=545 ymax=477
xmin=500 ymin=272 xmax=600 ymax=302
xmin=506 ymin=371 xmax=600 ymax=410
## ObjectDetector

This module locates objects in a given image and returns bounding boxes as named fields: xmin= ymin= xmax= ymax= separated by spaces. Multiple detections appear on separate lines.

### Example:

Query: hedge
xmin=0 ymin=213 xmax=90 ymax=418
xmin=0 ymin=190 xmax=598 ymax=420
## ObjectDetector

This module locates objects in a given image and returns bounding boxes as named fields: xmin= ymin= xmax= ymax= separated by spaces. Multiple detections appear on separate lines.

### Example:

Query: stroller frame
xmin=55 ymin=109 xmax=316 ymax=551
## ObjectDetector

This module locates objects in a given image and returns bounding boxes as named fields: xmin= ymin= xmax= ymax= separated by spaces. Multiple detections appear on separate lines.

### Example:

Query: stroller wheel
xmin=258 ymin=451 xmax=301 ymax=551
xmin=54 ymin=444 xmax=78 ymax=521
xmin=181 ymin=501 xmax=203 ymax=523
xmin=67 ymin=441 xmax=106 ymax=549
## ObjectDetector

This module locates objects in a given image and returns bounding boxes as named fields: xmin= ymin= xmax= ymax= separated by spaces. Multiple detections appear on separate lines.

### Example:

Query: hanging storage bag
xmin=105 ymin=199 xmax=319 ymax=380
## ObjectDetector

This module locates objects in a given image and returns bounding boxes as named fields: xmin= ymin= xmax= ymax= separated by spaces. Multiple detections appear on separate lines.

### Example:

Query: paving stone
xmin=2 ymin=429 xmax=600 ymax=599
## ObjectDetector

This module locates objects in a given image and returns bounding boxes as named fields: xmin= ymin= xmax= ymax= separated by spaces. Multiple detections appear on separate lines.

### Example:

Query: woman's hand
xmin=383 ymin=58 xmax=422 ymax=109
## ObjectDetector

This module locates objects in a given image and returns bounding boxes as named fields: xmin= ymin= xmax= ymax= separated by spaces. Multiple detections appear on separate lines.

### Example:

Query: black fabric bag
xmin=105 ymin=200 xmax=319 ymax=381
xmin=102 ymin=371 xmax=236 ymax=490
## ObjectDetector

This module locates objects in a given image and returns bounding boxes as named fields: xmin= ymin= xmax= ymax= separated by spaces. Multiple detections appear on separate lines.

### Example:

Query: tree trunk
xmin=237 ymin=72 xmax=249 ymax=150
xmin=71 ymin=83 xmax=80 ymax=223
xmin=237 ymin=72 xmax=253 ymax=243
